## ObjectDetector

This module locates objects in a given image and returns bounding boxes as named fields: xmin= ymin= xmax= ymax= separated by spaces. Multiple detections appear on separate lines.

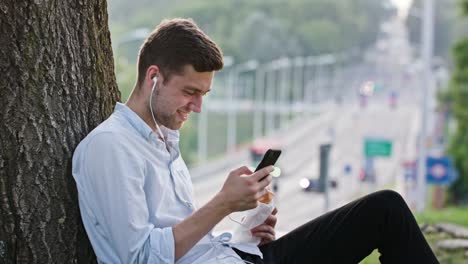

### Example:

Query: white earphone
xmin=149 ymin=76 xmax=166 ymax=142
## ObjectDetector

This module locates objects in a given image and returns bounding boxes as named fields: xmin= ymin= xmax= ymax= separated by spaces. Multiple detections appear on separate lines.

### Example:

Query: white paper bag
xmin=231 ymin=199 xmax=276 ymax=245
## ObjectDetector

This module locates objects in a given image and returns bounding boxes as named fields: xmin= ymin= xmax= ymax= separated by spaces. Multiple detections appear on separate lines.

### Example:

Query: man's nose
xmin=189 ymin=94 xmax=202 ymax=113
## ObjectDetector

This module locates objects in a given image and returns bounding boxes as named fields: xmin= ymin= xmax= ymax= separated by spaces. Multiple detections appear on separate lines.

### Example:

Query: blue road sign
xmin=426 ymin=156 xmax=457 ymax=185
xmin=344 ymin=164 xmax=352 ymax=175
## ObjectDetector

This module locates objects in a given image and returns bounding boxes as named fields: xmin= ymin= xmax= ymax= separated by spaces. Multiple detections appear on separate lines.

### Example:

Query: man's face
xmin=151 ymin=65 xmax=213 ymax=130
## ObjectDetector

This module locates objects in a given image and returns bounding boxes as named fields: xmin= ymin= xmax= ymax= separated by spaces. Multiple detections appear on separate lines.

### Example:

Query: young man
xmin=73 ymin=18 xmax=439 ymax=263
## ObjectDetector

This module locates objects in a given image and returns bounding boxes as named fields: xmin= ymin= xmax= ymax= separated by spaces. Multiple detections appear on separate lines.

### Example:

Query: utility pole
xmin=416 ymin=0 xmax=434 ymax=212
xmin=279 ymin=58 xmax=291 ymax=129
xmin=226 ymin=60 xmax=258 ymax=152
xmin=253 ymin=67 xmax=265 ymax=139
xmin=292 ymin=57 xmax=304 ymax=116
xmin=319 ymin=143 xmax=332 ymax=212
xmin=265 ymin=65 xmax=276 ymax=135
xmin=226 ymin=69 xmax=236 ymax=152
xmin=197 ymin=102 xmax=208 ymax=162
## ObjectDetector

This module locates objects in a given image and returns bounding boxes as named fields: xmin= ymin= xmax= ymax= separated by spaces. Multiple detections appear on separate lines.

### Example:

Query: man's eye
xmin=184 ymin=90 xmax=195 ymax=96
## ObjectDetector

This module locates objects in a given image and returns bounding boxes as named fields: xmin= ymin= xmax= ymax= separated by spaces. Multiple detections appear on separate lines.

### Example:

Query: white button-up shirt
xmin=72 ymin=103 xmax=260 ymax=264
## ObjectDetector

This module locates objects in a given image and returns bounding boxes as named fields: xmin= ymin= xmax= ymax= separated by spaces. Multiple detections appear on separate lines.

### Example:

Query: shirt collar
xmin=159 ymin=125 xmax=180 ymax=143
xmin=113 ymin=102 xmax=180 ymax=143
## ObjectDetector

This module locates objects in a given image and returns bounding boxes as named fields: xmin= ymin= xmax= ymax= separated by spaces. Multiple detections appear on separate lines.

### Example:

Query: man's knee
xmin=375 ymin=189 xmax=404 ymax=202
xmin=372 ymin=189 xmax=407 ymax=210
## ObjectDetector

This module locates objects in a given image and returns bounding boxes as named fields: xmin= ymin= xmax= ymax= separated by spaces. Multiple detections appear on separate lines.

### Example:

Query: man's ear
xmin=146 ymin=65 xmax=161 ymax=84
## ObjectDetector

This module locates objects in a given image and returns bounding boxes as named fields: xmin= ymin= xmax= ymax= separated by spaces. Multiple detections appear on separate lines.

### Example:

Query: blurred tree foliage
xmin=444 ymin=0 xmax=468 ymax=204
xmin=406 ymin=0 xmax=468 ymax=62
xmin=107 ymin=0 xmax=395 ymax=165
xmin=108 ymin=0 xmax=395 ymax=107
xmin=109 ymin=0 xmax=394 ymax=65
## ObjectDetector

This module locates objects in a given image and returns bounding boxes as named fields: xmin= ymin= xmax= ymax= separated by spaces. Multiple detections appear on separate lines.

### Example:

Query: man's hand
xmin=173 ymin=168 xmax=272 ymax=262
xmin=217 ymin=166 xmax=273 ymax=213
xmin=251 ymin=208 xmax=278 ymax=246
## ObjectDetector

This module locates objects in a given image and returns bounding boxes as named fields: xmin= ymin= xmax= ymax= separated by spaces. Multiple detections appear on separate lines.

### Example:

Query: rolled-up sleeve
xmin=147 ymin=227 xmax=175 ymax=263
xmin=80 ymin=132 xmax=175 ymax=263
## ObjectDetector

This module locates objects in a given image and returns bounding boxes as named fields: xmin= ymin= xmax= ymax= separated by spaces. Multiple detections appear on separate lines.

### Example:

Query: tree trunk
xmin=0 ymin=0 xmax=120 ymax=263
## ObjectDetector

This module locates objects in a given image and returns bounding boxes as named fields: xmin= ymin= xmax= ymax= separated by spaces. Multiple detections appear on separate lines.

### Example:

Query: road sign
xmin=402 ymin=160 xmax=417 ymax=181
xmin=426 ymin=156 xmax=457 ymax=185
xmin=364 ymin=138 xmax=392 ymax=157
xmin=344 ymin=164 xmax=352 ymax=175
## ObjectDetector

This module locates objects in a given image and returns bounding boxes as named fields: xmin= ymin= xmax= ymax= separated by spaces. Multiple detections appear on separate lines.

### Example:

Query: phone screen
xmin=255 ymin=149 xmax=282 ymax=172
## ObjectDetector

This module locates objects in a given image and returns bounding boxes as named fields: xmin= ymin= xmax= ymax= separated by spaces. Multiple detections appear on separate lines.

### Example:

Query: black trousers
xmin=234 ymin=190 xmax=439 ymax=264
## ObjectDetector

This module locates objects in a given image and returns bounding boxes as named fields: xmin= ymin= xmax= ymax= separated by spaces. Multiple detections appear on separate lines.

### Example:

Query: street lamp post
xmin=265 ymin=66 xmax=276 ymax=135
xmin=292 ymin=57 xmax=305 ymax=115
xmin=416 ymin=0 xmax=434 ymax=212
xmin=253 ymin=67 xmax=265 ymax=139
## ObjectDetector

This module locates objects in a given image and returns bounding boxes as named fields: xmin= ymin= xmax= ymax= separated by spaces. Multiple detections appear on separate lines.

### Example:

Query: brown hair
xmin=136 ymin=18 xmax=224 ymax=85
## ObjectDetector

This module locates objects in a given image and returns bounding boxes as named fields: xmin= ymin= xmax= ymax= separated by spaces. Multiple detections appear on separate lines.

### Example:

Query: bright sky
xmin=391 ymin=0 xmax=413 ymax=18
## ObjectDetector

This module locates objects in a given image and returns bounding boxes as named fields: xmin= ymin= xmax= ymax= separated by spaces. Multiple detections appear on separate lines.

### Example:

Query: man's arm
xmin=173 ymin=166 xmax=274 ymax=261
xmin=76 ymin=133 xmax=273 ymax=262
xmin=76 ymin=133 xmax=176 ymax=263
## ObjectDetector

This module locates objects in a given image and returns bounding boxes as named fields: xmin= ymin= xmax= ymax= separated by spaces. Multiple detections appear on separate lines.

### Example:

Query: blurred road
xmin=191 ymin=91 xmax=419 ymax=234
xmin=188 ymin=14 xmax=428 ymax=236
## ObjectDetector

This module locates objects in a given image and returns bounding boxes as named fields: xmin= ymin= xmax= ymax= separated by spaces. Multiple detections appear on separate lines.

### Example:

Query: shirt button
xmin=220 ymin=233 xmax=232 ymax=243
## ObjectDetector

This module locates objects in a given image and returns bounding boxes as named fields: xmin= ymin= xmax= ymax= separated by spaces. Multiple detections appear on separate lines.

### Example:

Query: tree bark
xmin=0 ymin=0 xmax=120 ymax=263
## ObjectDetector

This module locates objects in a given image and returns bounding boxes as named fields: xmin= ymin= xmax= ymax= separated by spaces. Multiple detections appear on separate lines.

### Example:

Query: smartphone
xmin=255 ymin=149 xmax=281 ymax=180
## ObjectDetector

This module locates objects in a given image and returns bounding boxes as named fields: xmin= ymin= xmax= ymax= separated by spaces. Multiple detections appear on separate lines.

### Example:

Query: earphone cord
xmin=151 ymin=79 xmax=253 ymax=264
xmin=149 ymin=80 xmax=166 ymax=142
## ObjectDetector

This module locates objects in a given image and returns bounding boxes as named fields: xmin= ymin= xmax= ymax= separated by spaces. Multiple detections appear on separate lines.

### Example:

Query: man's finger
xmin=232 ymin=166 xmax=253 ymax=176
xmin=252 ymin=232 xmax=275 ymax=240
xmin=272 ymin=208 xmax=278 ymax=215
xmin=254 ymin=188 xmax=269 ymax=200
xmin=264 ymin=214 xmax=277 ymax=227
xmin=251 ymin=224 xmax=274 ymax=234
xmin=251 ymin=166 xmax=274 ymax=181
xmin=258 ymin=175 xmax=272 ymax=189
xmin=251 ymin=226 xmax=276 ymax=245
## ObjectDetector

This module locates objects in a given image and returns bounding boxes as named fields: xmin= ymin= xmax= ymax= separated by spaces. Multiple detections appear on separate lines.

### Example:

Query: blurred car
xmin=360 ymin=81 xmax=375 ymax=96
xmin=359 ymin=159 xmax=376 ymax=183
xmin=359 ymin=94 xmax=368 ymax=108
xmin=299 ymin=177 xmax=338 ymax=192
xmin=389 ymin=90 xmax=398 ymax=109
xmin=358 ymin=81 xmax=376 ymax=108
xmin=250 ymin=139 xmax=282 ymax=165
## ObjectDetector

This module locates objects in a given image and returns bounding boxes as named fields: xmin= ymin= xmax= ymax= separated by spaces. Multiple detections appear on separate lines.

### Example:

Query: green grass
xmin=415 ymin=206 xmax=468 ymax=264
xmin=415 ymin=206 xmax=468 ymax=227
xmin=360 ymin=205 xmax=468 ymax=264
xmin=360 ymin=250 xmax=380 ymax=264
